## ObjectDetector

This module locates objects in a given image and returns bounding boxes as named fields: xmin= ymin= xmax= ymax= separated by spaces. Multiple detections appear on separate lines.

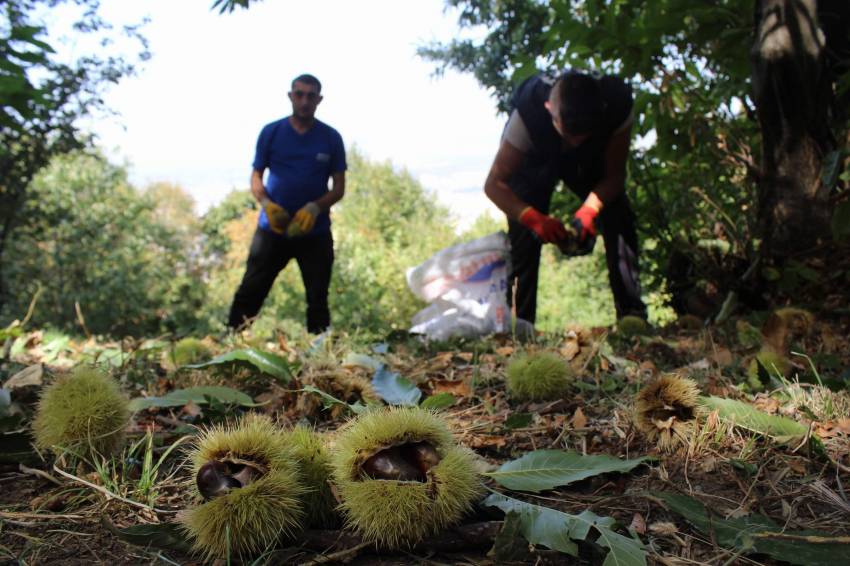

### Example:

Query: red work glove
xmin=573 ymin=203 xmax=600 ymax=241
xmin=519 ymin=206 xmax=568 ymax=243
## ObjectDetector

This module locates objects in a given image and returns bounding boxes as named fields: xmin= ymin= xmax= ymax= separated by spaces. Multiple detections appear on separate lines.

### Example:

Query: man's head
xmin=544 ymin=71 xmax=605 ymax=146
xmin=289 ymin=73 xmax=323 ymax=120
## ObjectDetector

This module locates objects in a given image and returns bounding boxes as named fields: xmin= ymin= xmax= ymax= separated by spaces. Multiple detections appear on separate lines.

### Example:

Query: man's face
xmin=544 ymin=83 xmax=590 ymax=147
xmin=288 ymin=80 xmax=322 ymax=119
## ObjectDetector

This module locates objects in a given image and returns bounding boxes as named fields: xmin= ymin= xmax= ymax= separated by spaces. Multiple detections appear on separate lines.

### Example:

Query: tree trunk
xmin=751 ymin=0 xmax=834 ymax=258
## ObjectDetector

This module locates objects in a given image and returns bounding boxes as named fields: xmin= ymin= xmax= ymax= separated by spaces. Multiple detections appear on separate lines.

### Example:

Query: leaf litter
xmin=1 ymin=310 xmax=849 ymax=565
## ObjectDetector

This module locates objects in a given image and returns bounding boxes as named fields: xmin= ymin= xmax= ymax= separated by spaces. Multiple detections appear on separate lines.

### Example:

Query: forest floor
xmin=1 ymin=307 xmax=849 ymax=565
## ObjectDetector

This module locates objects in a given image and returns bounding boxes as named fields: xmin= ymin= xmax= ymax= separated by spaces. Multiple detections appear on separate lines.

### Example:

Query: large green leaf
xmin=659 ymin=492 xmax=850 ymax=566
xmin=699 ymin=396 xmax=808 ymax=442
xmin=129 ymin=386 xmax=255 ymax=412
xmin=484 ymin=450 xmax=651 ymax=493
xmin=371 ymin=365 xmax=422 ymax=406
xmin=185 ymin=348 xmax=293 ymax=382
xmin=485 ymin=493 xmax=647 ymax=566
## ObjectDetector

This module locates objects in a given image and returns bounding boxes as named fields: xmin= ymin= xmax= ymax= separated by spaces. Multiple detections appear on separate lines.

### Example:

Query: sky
xmin=58 ymin=0 xmax=507 ymax=230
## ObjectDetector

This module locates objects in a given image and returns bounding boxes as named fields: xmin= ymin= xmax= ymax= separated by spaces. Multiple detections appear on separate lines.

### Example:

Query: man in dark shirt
xmin=227 ymin=73 xmax=346 ymax=334
xmin=484 ymin=69 xmax=647 ymax=327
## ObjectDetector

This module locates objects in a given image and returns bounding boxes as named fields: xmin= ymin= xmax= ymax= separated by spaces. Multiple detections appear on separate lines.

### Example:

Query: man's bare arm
xmin=314 ymin=171 xmax=345 ymax=211
xmin=250 ymin=169 xmax=269 ymax=203
xmin=484 ymin=141 xmax=529 ymax=220
xmin=585 ymin=125 xmax=631 ymax=212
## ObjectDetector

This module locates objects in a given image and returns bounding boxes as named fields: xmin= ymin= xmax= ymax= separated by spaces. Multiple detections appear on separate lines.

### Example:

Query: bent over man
xmin=484 ymin=69 xmax=647 ymax=327
xmin=228 ymin=73 xmax=346 ymax=333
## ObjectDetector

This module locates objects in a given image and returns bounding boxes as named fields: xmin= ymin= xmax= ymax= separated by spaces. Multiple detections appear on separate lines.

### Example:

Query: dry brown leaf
xmin=629 ymin=513 xmax=647 ymax=535
xmin=495 ymin=346 xmax=515 ymax=357
xmin=649 ymin=521 xmax=678 ymax=536
xmin=431 ymin=378 xmax=472 ymax=398
xmin=561 ymin=337 xmax=580 ymax=361
xmin=712 ymin=347 xmax=733 ymax=367
xmin=455 ymin=352 xmax=473 ymax=363
xmin=468 ymin=435 xmax=507 ymax=449
xmin=753 ymin=396 xmax=780 ymax=414
xmin=571 ymin=407 xmax=588 ymax=429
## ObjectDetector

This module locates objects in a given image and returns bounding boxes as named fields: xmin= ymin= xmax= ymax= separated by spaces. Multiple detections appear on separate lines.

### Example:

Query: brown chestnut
xmin=196 ymin=461 xmax=240 ymax=500
xmin=361 ymin=447 xmax=424 ymax=482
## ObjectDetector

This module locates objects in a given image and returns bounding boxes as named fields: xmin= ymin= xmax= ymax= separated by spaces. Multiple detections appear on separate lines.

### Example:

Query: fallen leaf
xmin=753 ymin=396 xmax=781 ymax=414
xmin=649 ymin=521 xmax=678 ymax=536
xmin=4 ymin=364 xmax=43 ymax=389
xmin=560 ymin=338 xmax=580 ymax=361
xmin=468 ymin=435 xmax=507 ymax=449
xmin=182 ymin=401 xmax=202 ymax=419
xmin=431 ymin=378 xmax=472 ymax=398
xmin=629 ymin=513 xmax=647 ymax=535
xmin=712 ymin=347 xmax=733 ymax=367
xmin=495 ymin=346 xmax=515 ymax=357
xmin=571 ymin=407 xmax=587 ymax=429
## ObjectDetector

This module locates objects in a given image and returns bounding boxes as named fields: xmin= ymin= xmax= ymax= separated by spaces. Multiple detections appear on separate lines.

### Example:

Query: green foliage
xmin=484 ymin=449 xmax=650 ymax=492
xmin=658 ymin=492 xmax=850 ymax=565
xmin=1 ymin=152 xmax=196 ymax=336
xmin=699 ymin=396 xmax=808 ymax=442
xmin=485 ymin=493 xmax=647 ymax=565
xmin=1 ymin=0 xmax=148 ymax=313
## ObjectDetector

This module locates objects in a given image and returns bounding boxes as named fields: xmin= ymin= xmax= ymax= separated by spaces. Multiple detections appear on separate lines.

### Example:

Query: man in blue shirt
xmin=227 ymin=73 xmax=346 ymax=333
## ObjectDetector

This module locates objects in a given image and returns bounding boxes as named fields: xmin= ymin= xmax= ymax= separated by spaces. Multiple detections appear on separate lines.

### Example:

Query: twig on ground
xmin=297 ymin=541 xmax=371 ymax=566
xmin=19 ymin=464 xmax=62 ymax=486
xmin=52 ymin=464 xmax=178 ymax=514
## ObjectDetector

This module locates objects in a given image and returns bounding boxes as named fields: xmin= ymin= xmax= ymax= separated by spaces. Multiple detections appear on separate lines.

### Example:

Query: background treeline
xmin=1 ymin=148 xmax=639 ymax=338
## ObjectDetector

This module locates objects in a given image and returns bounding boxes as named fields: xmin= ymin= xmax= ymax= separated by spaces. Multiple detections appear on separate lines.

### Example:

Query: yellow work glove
xmin=261 ymin=198 xmax=290 ymax=235
xmin=288 ymin=202 xmax=320 ymax=237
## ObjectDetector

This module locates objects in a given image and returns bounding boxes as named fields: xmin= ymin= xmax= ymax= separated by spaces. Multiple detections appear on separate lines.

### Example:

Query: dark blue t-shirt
xmin=252 ymin=117 xmax=346 ymax=235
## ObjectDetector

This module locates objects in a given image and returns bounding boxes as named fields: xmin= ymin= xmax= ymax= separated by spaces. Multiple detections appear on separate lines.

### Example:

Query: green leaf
xmin=129 ymin=386 xmax=255 ymax=412
xmin=504 ymin=412 xmax=534 ymax=430
xmin=658 ymin=492 xmax=850 ymax=566
xmin=490 ymin=511 xmax=530 ymax=562
xmin=485 ymin=493 xmax=647 ymax=565
xmin=831 ymin=201 xmax=850 ymax=242
xmin=101 ymin=517 xmax=191 ymax=553
xmin=821 ymin=150 xmax=844 ymax=189
xmin=185 ymin=348 xmax=293 ymax=382
xmin=342 ymin=352 xmax=382 ymax=371
xmin=484 ymin=450 xmax=651 ymax=492
xmin=699 ymin=396 xmax=808 ymax=442
xmin=371 ymin=365 xmax=422 ymax=406
xmin=300 ymin=385 xmax=368 ymax=415
xmin=419 ymin=392 xmax=456 ymax=411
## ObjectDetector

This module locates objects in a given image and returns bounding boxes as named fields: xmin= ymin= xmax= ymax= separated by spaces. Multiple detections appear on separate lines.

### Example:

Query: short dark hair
xmin=292 ymin=74 xmax=321 ymax=93
xmin=557 ymin=71 xmax=604 ymax=135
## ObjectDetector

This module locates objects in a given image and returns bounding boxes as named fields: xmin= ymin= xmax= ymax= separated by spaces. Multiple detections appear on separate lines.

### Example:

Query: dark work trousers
xmin=506 ymin=157 xmax=647 ymax=324
xmin=227 ymin=228 xmax=334 ymax=333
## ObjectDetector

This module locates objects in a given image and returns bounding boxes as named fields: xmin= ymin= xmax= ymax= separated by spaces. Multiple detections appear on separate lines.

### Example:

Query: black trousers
xmin=227 ymin=228 xmax=334 ymax=333
xmin=506 ymin=158 xmax=647 ymax=324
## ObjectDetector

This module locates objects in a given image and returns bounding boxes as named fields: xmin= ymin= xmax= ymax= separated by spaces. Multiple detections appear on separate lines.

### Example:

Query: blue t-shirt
xmin=252 ymin=117 xmax=346 ymax=235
